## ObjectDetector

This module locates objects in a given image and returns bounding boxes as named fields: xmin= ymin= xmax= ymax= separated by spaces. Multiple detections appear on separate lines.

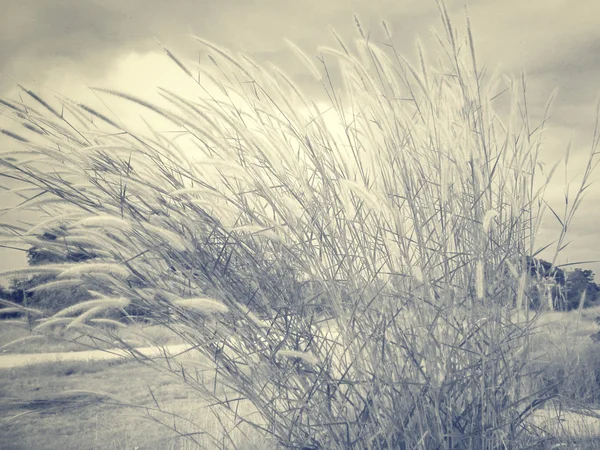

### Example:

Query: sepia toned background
xmin=1 ymin=0 xmax=599 ymax=280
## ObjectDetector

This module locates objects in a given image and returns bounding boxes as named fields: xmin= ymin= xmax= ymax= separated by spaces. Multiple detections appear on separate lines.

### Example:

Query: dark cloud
xmin=1 ymin=1 xmax=216 ymax=85
xmin=0 ymin=0 xmax=461 ymax=92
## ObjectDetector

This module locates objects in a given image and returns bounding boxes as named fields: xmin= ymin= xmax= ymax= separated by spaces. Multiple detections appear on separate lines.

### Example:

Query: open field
xmin=1 ymin=360 xmax=189 ymax=450
xmin=0 ymin=323 xmax=187 ymax=355
xmin=2 ymin=307 xmax=600 ymax=449
xmin=0 ymin=360 xmax=245 ymax=450
xmin=0 ymin=343 xmax=193 ymax=370
xmin=0 ymin=355 xmax=275 ymax=450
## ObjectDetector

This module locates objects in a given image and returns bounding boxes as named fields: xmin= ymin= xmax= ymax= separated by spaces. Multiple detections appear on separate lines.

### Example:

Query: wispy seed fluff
xmin=173 ymin=297 xmax=229 ymax=314
xmin=34 ymin=317 xmax=74 ymax=331
xmin=52 ymin=297 xmax=131 ymax=318
xmin=339 ymin=179 xmax=383 ymax=214
xmin=76 ymin=214 xmax=133 ymax=231
xmin=144 ymin=223 xmax=187 ymax=252
xmin=0 ymin=265 xmax=64 ymax=279
xmin=66 ymin=306 xmax=104 ymax=329
xmin=58 ymin=263 xmax=130 ymax=279
xmin=26 ymin=278 xmax=81 ymax=292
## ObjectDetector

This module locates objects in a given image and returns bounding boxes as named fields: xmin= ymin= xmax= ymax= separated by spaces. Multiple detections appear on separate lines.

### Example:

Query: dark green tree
xmin=526 ymin=256 xmax=566 ymax=310
xmin=7 ymin=228 xmax=97 ymax=313
xmin=526 ymin=256 xmax=566 ymax=286
xmin=563 ymin=268 xmax=600 ymax=310
xmin=526 ymin=257 xmax=600 ymax=311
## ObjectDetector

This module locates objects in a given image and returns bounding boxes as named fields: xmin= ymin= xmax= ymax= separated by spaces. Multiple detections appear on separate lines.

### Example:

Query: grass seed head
xmin=52 ymin=297 xmax=131 ymax=318
xmin=57 ymin=263 xmax=130 ymax=280
xmin=173 ymin=297 xmax=229 ymax=314
xmin=76 ymin=214 xmax=133 ymax=231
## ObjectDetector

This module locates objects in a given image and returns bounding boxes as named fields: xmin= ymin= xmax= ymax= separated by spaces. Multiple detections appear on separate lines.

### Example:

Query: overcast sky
xmin=1 ymin=0 xmax=600 ymax=281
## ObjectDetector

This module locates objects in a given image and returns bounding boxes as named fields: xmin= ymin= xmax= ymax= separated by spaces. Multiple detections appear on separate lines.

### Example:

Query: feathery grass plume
xmin=142 ymin=222 xmax=187 ymax=252
xmin=7 ymin=185 xmax=45 ymax=195
xmin=0 ymin=265 xmax=65 ymax=279
xmin=91 ymin=88 xmax=188 ymax=129
xmin=26 ymin=278 xmax=87 ymax=293
xmin=24 ymin=212 xmax=84 ymax=236
xmin=328 ymin=25 xmax=350 ymax=55
xmin=339 ymin=178 xmax=384 ymax=213
xmin=0 ymin=319 xmax=30 ymax=328
xmin=0 ymin=299 xmax=44 ymax=316
xmin=277 ymin=349 xmax=319 ymax=366
xmin=76 ymin=214 xmax=133 ymax=231
xmin=86 ymin=290 xmax=107 ymax=299
xmin=0 ymin=128 xmax=29 ymax=142
xmin=0 ymin=98 xmax=26 ymax=113
xmin=6 ymin=196 xmax=70 ymax=213
xmin=173 ymin=297 xmax=229 ymax=314
xmin=76 ymin=102 xmax=120 ymax=128
xmin=34 ymin=317 xmax=77 ymax=331
xmin=52 ymin=297 xmax=130 ymax=318
xmin=0 ymin=149 xmax=40 ymax=161
xmin=0 ymin=223 xmax=27 ymax=235
xmin=0 ymin=334 xmax=45 ymax=350
xmin=155 ymin=39 xmax=195 ymax=80
xmin=189 ymin=35 xmax=254 ymax=80
xmin=66 ymin=306 xmax=104 ymax=329
xmin=57 ymin=263 xmax=130 ymax=280
xmin=0 ymin=307 xmax=29 ymax=315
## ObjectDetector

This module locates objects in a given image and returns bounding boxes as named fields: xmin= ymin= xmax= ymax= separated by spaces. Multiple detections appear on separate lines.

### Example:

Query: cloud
xmin=0 ymin=1 xmax=470 ymax=94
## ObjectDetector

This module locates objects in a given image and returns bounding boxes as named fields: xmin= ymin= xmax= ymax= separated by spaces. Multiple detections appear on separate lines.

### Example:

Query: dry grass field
xmin=2 ymin=307 xmax=600 ymax=449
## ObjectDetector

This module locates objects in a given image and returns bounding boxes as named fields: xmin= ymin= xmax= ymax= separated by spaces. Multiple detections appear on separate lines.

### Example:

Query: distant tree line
xmin=526 ymin=256 xmax=600 ymax=311
xmin=0 ymin=230 xmax=97 ymax=318
xmin=1 ymin=233 xmax=599 ymax=315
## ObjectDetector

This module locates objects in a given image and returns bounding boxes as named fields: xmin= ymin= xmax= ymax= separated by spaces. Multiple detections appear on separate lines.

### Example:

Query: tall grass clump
xmin=1 ymin=3 xmax=599 ymax=449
